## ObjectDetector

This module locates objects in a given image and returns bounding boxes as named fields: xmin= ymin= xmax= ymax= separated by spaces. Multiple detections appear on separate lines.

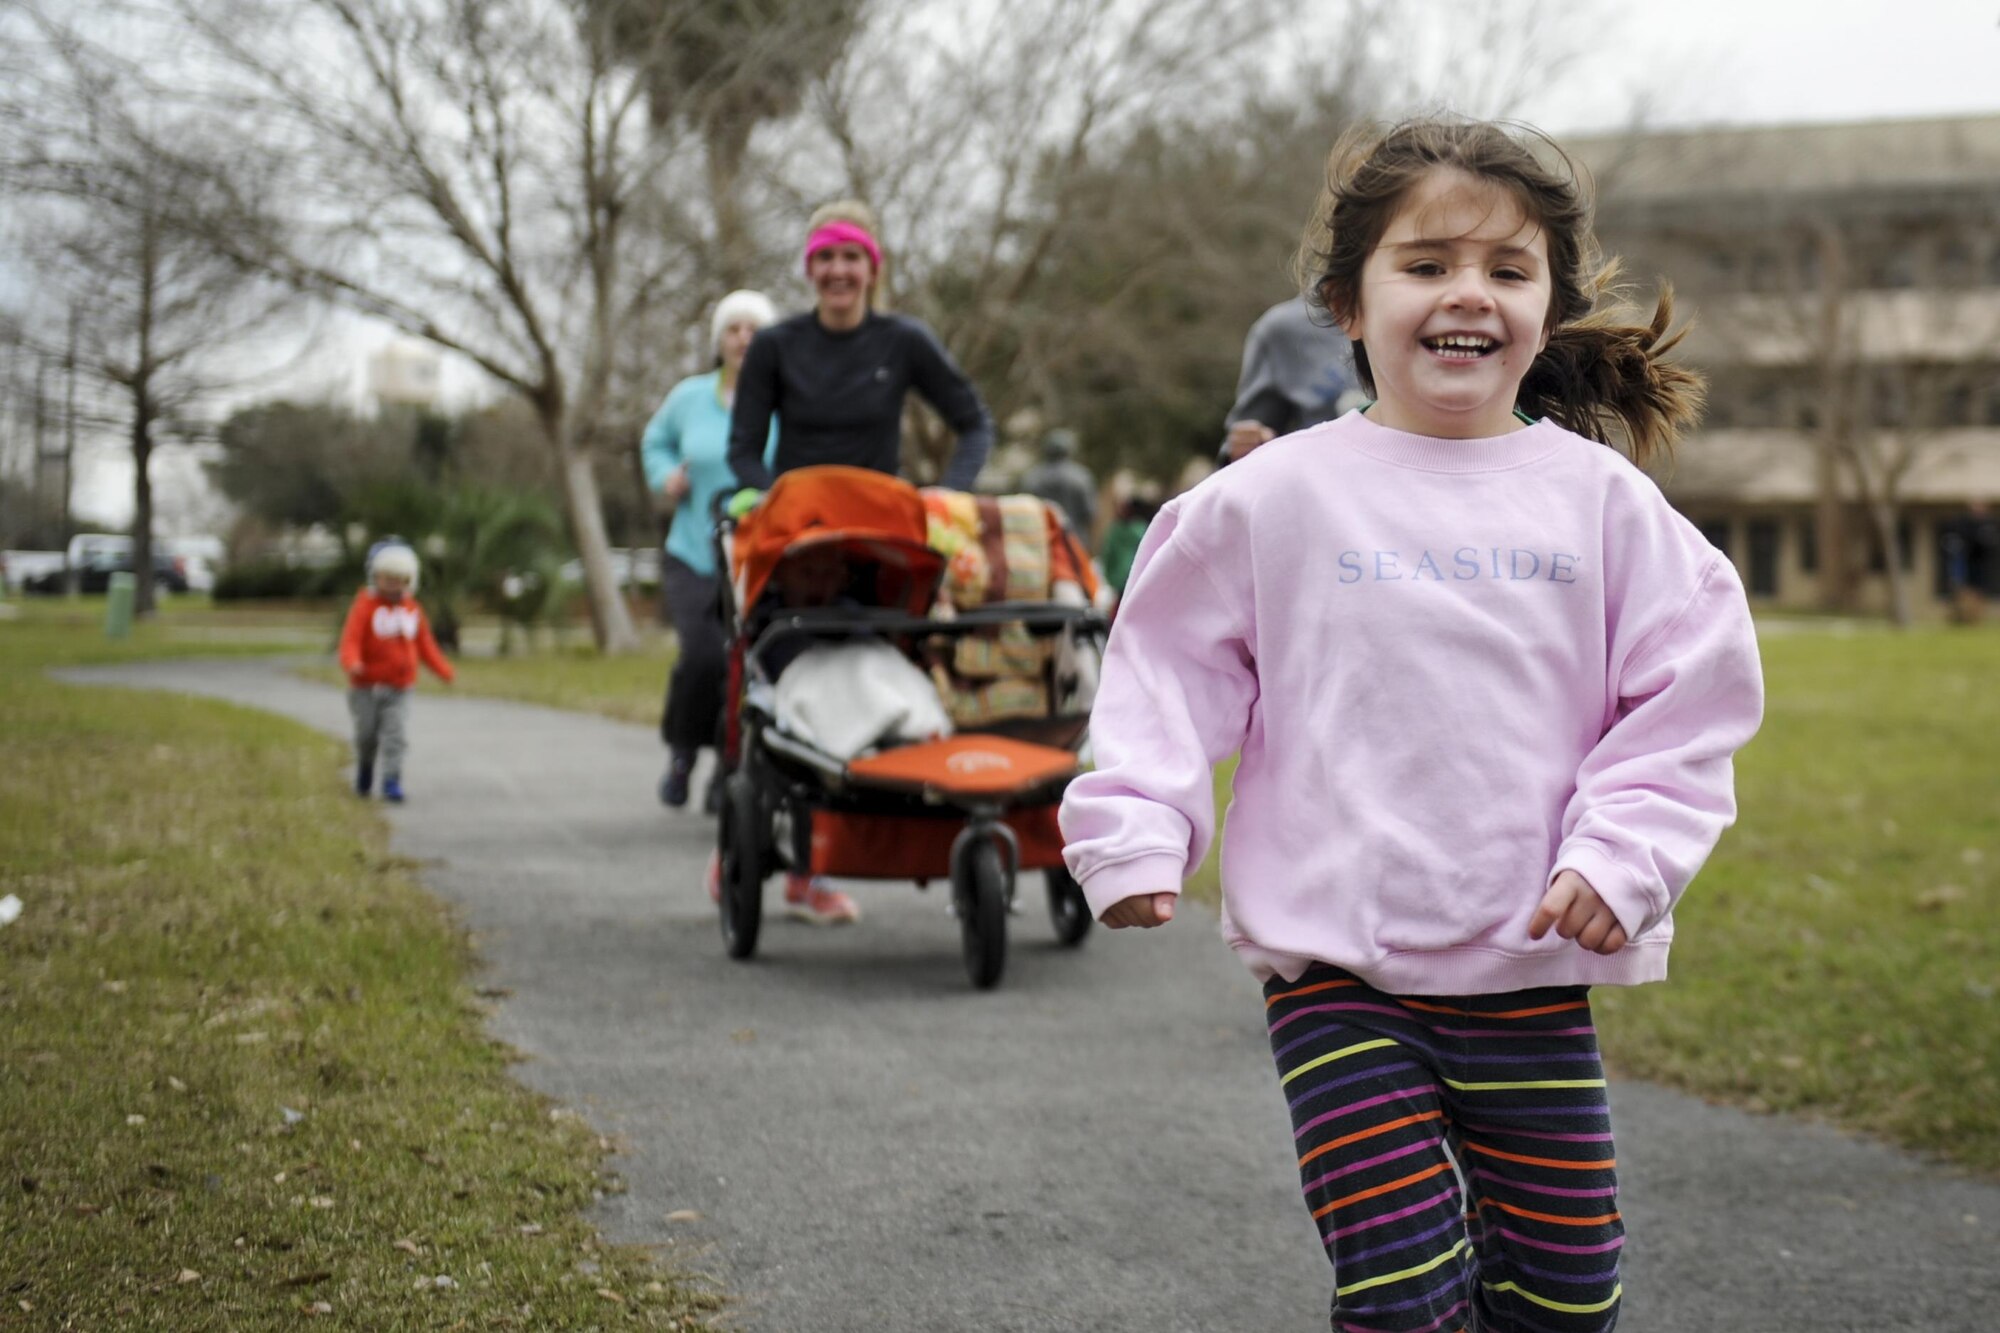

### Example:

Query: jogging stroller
xmin=711 ymin=464 xmax=1107 ymax=990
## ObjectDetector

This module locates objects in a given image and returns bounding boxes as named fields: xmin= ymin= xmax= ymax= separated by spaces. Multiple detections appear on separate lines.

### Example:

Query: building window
xmin=1747 ymin=249 xmax=1781 ymax=293
xmin=1873 ymin=375 xmax=1908 ymax=428
xmin=1797 ymin=238 xmax=1822 ymax=290
xmin=1798 ymin=515 xmax=1818 ymax=574
xmin=1865 ymin=517 xmax=1915 ymax=574
xmin=1697 ymin=518 xmax=1733 ymax=561
xmin=1944 ymin=383 xmax=1974 ymax=427
xmin=1746 ymin=518 xmax=1781 ymax=597
xmin=1937 ymin=237 xmax=1976 ymax=287
xmin=1984 ymin=383 xmax=2000 ymax=428
xmin=1935 ymin=518 xmax=1960 ymax=599
xmin=1742 ymin=380 xmax=1780 ymax=429
xmin=1868 ymin=244 xmax=1917 ymax=290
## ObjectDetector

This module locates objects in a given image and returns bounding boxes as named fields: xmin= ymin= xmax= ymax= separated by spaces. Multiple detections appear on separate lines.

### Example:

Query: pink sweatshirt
xmin=1059 ymin=412 xmax=1764 ymax=994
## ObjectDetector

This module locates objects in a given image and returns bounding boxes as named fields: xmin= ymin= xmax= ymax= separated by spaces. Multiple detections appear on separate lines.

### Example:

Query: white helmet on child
xmin=367 ymin=539 xmax=421 ymax=592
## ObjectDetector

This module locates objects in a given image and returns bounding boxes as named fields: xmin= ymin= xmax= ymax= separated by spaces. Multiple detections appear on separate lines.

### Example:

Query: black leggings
xmin=658 ymin=554 xmax=727 ymax=753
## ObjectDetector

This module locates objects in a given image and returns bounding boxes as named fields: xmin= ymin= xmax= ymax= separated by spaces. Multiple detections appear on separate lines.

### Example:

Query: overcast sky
xmin=1532 ymin=0 xmax=2000 ymax=133
xmin=61 ymin=0 xmax=2000 ymax=531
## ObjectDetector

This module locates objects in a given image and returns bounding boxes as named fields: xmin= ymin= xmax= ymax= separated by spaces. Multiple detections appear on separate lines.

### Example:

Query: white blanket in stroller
xmin=773 ymin=639 xmax=954 ymax=761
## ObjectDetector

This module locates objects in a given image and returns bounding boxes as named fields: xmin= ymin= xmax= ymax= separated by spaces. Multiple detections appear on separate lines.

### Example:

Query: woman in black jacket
xmin=726 ymin=200 xmax=993 ymax=493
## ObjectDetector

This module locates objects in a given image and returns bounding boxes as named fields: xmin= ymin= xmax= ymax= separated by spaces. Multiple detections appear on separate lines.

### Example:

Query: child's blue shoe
xmin=355 ymin=764 xmax=373 ymax=797
xmin=382 ymin=777 xmax=405 ymax=804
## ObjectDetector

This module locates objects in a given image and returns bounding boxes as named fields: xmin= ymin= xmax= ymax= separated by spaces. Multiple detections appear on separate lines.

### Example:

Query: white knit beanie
xmin=368 ymin=541 xmax=421 ymax=592
xmin=710 ymin=289 xmax=779 ymax=356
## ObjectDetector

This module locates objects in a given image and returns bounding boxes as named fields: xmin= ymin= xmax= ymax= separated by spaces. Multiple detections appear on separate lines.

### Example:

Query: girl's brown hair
xmin=1294 ymin=118 xmax=1703 ymax=465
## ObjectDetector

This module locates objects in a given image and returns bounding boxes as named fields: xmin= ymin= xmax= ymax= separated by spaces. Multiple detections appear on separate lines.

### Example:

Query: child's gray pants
xmin=347 ymin=685 xmax=411 ymax=778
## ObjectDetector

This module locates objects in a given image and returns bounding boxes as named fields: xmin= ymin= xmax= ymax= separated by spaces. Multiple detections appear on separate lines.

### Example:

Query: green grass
xmin=1597 ymin=628 xmax=1999 ymax=1173
xmin=0 ymin=611 xmax=720 ymax=1328
xmin=1189 ymin=626 xmax=2000 ymax=1176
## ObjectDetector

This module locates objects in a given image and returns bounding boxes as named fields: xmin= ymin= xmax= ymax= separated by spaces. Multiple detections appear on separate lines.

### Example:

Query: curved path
xmin=60 ymin=657 xmax=2000 ymax=1332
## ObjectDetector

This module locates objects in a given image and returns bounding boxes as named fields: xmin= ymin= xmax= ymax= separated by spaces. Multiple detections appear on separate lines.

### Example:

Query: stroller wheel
xmin=717 ymin=772 xmax=765 ymax=960
xmin=951 ymin=833 xmax=1010 ymax=990
xmin=1045 ymin=865 xmax=1093 ymax=947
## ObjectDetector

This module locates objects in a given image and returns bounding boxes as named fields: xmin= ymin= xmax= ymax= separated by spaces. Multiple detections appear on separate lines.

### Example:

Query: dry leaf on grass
xmin=596 ymin=1289 xmax=625 ymax=1304
xmin=393 ymin=1238 xmax=423 ymax=1256
xmin=664 ymin=1210 xmax=702 ymax=1223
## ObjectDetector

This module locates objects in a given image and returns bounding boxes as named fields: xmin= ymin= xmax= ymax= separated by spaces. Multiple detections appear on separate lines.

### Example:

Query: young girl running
xmin=1058 ymin=118 xmax=1764 ymax=1333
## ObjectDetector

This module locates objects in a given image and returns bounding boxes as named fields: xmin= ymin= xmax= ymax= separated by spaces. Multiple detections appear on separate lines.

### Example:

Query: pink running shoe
xmin=704 ymin=850 xmax=722 ymax=905
xmin=783 ymin=874 xmax=860 ymax=925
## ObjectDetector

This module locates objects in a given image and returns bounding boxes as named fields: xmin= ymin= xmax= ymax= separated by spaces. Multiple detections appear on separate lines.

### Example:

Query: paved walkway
xmin=60 ymin=658 xmax=2000 ymax=1332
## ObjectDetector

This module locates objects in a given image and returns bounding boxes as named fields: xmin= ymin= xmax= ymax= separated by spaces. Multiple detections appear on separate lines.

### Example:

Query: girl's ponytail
xmin=1519 ymin=267 xmax=1706 ymax=469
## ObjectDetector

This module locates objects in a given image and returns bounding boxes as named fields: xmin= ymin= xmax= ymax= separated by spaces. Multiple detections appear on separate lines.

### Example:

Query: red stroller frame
xmin=709 ymin=466 xmax=1106 ymax=990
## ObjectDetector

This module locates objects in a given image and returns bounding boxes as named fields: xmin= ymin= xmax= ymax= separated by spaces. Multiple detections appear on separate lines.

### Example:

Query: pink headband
xmin=803 ymin=221 xmax=882 ymax=276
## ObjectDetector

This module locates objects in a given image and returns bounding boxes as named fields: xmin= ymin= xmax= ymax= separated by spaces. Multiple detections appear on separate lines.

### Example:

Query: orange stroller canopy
xmin=731 ymin=466 xmax=944 ymax=616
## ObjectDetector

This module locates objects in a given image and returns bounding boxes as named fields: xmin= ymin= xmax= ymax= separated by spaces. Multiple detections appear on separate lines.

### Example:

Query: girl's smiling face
xmin=1338 ymin=169 xmax=1554 ymax=439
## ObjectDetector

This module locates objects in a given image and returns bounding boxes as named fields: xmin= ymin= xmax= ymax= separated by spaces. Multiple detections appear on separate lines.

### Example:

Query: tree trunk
xmin=132 ymin=216 xmax=159 ymax=618
xmin=131 ymin=385 xmax=156 ymax=619
xmin=548 ymin=415 xmax=639 ymax=653
xmin=704 ymin=111 xmax=757 ymax=291
xmin=1813 ymin=225 xmax=1855 ymax=613
xmin=1865 ymin=495 xmax=1912 ymax=628
xmin=1813 ymin=448 xmax=1848 ymax=612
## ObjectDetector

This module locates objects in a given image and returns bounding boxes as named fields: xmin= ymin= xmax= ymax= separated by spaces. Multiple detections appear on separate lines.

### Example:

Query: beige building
xmin=1567 ymin=116 xmax=2000 ymax=618
xmin=366 ymin=338 xmax=444 ymax=412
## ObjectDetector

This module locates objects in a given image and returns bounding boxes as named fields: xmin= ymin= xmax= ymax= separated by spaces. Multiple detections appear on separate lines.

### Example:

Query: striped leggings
xmin=1265 ymin=964 xmax=1623 ymax=1333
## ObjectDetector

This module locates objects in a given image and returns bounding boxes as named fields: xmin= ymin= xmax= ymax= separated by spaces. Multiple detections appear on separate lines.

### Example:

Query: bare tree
xmin=587 ymin=0 xmax=867 ymax=289
xmin=776 ymin=0 xmax=1295 ymax=476
xmin=1630 ymin=214 xmax=1998 ymax=625
xmin=57 ymin=0 xmax=770 ymax=650
xmin=1827 ymin=276 xmax=2000 ymax=626
xmin=775 ymin=0 xmax=1599 ymax=482
xmin=1 ymin=19 xmax=297 ymax=615
xmin=1587 ymin=121 xmax=2000 ymax=625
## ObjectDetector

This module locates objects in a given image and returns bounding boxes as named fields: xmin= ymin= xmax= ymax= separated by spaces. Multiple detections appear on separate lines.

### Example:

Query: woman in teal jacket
xmin=641 ymin=289 xmax=778 ymax=809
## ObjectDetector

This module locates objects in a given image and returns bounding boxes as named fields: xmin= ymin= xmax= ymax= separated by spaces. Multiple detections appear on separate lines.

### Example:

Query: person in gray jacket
xmin=1219 ymin=294 xmax=1362 ymax=465
xmin=1017 ymin=428 xmax=1098 ymax=540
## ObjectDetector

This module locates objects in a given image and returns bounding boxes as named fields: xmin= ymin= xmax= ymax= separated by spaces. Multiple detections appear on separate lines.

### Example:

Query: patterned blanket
xmin=920 ymin=491 xmax=1061 ymax=724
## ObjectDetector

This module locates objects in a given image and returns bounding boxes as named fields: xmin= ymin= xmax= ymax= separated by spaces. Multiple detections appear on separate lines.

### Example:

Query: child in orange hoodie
xmin=337 ymin=540 xmax=455 ymax=802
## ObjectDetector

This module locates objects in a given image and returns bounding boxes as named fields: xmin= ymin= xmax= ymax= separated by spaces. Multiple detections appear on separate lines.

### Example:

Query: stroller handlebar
xmin=756 ymin=601 xmax=1106 ymax=641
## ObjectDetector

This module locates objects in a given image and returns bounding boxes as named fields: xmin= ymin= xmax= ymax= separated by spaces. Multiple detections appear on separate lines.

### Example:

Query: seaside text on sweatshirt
xmin=1058 ymin=411 xmax=1764 ymax=994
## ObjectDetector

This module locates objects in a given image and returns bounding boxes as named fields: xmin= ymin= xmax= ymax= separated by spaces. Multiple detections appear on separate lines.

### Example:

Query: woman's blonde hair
xmin=1294 ymin=117 xmax=1703 ymax=465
